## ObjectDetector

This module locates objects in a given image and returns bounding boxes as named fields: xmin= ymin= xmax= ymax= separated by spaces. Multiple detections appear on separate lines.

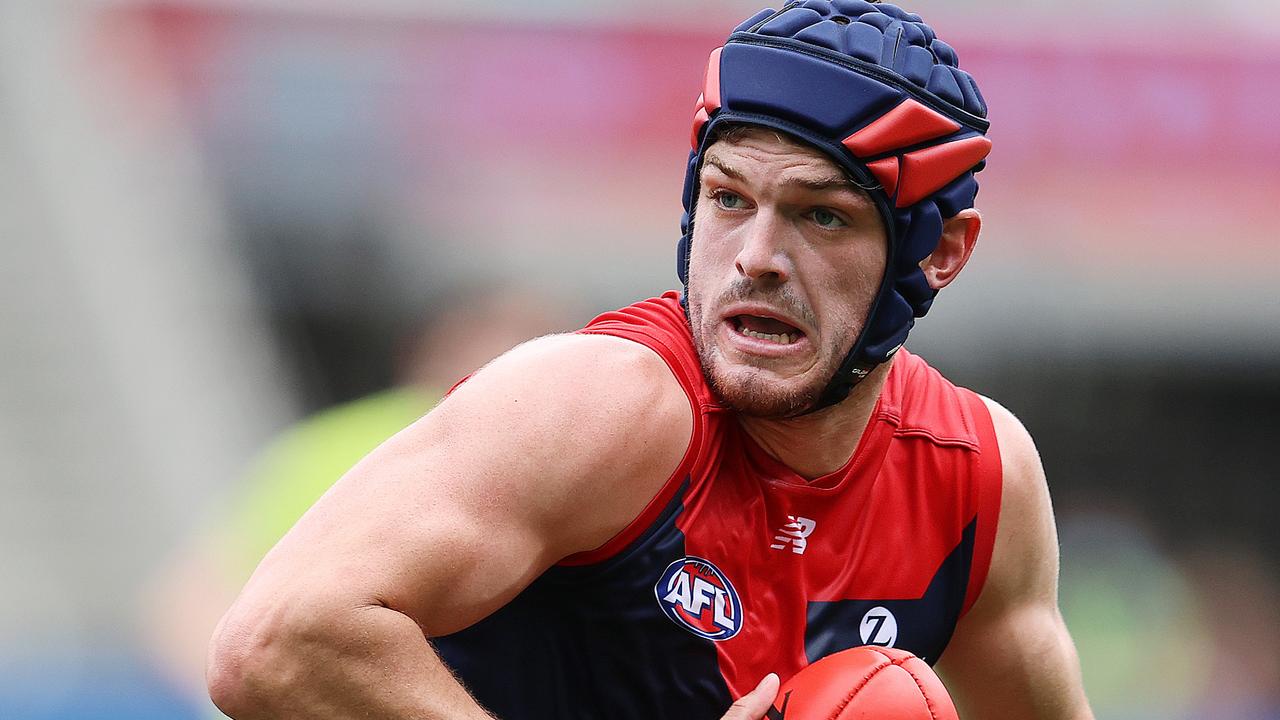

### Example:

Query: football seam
xmin=829 ymin=657 xmax=892 ymax=720
xmin=864 ymin=647 xmax=943 ymax=720
xmin=898 ymin=663 xmax=942 ymax=720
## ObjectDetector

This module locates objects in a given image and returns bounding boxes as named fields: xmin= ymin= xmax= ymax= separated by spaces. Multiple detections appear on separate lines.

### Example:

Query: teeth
xmin=738 ymin=326 xmax=796 ymax=345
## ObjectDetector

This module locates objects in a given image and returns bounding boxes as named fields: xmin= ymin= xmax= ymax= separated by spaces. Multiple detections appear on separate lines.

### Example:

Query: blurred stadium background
xmin=1 ymin=0 xmax=1277 ymax=718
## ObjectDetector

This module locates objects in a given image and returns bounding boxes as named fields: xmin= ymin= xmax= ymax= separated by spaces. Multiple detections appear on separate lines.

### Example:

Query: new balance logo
xmin=770 ymin=516 xmax=816 ymax=555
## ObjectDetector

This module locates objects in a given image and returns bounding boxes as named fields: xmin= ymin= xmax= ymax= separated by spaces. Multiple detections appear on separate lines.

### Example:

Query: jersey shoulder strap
xmin=559 ymin=293 xmax=716 ymax=566
xmin=886 ymin=349 xmax=1003 ymax=617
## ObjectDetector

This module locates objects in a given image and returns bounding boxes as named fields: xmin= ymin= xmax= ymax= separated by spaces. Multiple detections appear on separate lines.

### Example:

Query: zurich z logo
xmin=655 ymin=556 xmax=743 ymax=641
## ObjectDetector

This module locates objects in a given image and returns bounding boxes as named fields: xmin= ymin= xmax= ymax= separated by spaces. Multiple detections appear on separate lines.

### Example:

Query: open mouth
xmin=731 ymin=314 xmax=805 ymax=346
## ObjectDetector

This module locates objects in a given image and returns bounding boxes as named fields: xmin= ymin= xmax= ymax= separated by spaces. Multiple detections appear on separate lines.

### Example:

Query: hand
xmin=720 ymin=673 xmax=780 ymax=720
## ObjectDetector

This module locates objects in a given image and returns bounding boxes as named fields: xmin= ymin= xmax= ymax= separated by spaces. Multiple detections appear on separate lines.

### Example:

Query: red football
xmin=770 ymin=646 xmax=959 ymax=720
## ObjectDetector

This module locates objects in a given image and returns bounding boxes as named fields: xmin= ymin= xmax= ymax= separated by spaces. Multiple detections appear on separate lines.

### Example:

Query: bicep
xmin=242 ymin=334 xmax=692 ymax=637
xmin=936 ymin=397 xmax=1092 ymax=720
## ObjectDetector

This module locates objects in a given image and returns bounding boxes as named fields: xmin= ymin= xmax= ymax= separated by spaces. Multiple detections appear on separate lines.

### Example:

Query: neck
xmin=737 ymin=358 xmax=893 ymax=480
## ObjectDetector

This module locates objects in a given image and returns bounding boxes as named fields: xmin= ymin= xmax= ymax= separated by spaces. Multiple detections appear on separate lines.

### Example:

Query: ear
xmin=919 ymin=208 xmax=981 ymax=290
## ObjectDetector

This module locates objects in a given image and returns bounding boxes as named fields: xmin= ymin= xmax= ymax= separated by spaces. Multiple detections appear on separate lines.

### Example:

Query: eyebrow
xmin=702 ymin=152 xmax=867 ymax=194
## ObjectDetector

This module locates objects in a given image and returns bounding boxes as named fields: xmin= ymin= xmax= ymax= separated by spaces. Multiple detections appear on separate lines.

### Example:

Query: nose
xmin=734 ymin=210 xmax=791 ymax=284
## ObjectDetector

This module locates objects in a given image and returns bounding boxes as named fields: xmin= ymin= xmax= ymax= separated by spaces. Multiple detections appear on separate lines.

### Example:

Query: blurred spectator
xmin=1059 ymin=508 xmax=1280 ymax=720
xmin=1058 ymin=509 xmax=1210 ymax=719
xmin=1181 ymin=543 xmax=1280 ymax=720
xmin=139 ymin=284 xmax=571 ymax=715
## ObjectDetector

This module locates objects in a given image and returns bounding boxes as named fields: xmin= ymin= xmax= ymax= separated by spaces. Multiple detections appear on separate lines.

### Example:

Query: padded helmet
xmin=677 ymin=0 xmax=991 ymax=412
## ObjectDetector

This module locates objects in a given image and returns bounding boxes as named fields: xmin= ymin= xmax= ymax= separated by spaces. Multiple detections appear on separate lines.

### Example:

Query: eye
xmin=809 ymin=208 xmax=847 ymax=229
xmin=713 ymin=190 xmax=747 ymax=210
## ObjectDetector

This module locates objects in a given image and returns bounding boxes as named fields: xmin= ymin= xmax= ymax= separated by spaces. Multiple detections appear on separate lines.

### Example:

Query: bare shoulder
xmin=391 ymin=330 xmax=695 ymax=557
xmin=436 ymin=331 xmax=692 ymax=466
xmin=447 ymin=331 xmax=688 ymax=411
xmin=974 ymin=394 xmax=1058 ymax=605
xmin=977 ymin=395 xmax=1043 ymax=487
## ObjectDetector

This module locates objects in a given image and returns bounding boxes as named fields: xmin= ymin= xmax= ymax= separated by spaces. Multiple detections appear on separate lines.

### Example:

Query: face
xmin=685 ymin=127 xmax=888 ymax=418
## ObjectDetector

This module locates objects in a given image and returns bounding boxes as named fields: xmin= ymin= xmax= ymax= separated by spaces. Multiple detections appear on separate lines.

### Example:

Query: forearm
xmin=209 ymin=600 xmax=494 ymax=720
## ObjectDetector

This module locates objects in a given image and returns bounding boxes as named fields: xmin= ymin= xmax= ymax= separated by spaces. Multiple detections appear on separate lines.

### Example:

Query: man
xmin=208 ymin=3 xmax=1094 ymax=719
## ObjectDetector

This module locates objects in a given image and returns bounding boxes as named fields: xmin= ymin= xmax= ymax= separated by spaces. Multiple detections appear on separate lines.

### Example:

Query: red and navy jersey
xmin=434 ymin=293 xmax=1002 ymax=719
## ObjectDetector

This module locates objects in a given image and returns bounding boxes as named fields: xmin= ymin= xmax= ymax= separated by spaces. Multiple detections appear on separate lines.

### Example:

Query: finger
xmin=721 ymin=673 xmax=780 ymax=720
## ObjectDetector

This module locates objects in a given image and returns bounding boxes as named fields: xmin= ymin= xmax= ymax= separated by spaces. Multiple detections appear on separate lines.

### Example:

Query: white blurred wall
xmin=0 ymin=0 xmax=293 ymax=667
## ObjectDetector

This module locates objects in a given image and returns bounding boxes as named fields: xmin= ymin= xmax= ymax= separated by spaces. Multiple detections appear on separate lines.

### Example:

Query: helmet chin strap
xmin=795 ymin=355 xmax=883 ymax=418
xmin=784 ymin=321 xmax=898 ymax=419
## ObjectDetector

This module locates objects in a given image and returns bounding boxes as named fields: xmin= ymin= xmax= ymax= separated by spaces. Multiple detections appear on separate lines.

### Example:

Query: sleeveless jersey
xmin=434 ymin=292 xmax=1002 ymax=719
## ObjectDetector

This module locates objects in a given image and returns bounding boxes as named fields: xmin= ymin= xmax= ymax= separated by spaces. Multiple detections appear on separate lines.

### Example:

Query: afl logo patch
xmin=654 ymin=556 xmax=743 ymax=641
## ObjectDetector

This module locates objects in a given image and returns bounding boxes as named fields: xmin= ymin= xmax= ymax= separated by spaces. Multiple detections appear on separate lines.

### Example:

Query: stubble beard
xmin=686 ymin=283 xmax=847 ymax=419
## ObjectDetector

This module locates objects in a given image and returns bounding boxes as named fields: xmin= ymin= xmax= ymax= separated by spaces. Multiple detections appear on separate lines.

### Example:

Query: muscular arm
xmin=206 ymin=334 xmax=694 ymax=719
xmin=935 ymin=397 xmax=1093 ymax=720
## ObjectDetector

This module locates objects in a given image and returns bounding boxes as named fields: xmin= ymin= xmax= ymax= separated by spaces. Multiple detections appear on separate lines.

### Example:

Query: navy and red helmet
xmin=677 ymin=0 xmax=991 ymax=411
